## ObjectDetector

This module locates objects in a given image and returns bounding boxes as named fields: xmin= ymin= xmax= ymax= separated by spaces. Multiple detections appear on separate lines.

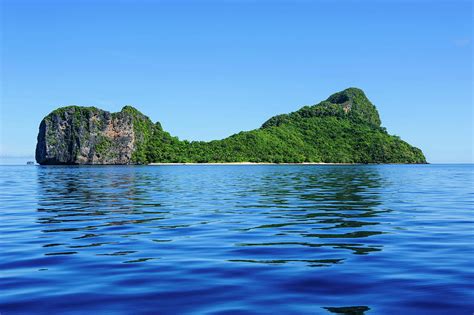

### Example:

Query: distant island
xmin=35 ymin=88 xmax=426 ymax=165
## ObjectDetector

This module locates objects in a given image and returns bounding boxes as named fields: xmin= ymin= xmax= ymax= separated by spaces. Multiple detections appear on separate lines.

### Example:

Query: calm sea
xmin=1 ymin=165 xmax=473 ymax=314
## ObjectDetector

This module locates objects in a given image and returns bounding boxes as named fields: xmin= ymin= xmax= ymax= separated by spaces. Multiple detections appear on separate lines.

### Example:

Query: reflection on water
xmin=36 ymin=166 xmax=386 ymax=267
xmin=1 ymin=165 xmax=473 ymax=314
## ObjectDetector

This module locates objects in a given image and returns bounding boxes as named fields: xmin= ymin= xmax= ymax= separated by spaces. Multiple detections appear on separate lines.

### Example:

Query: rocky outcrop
xmin=35 ymin=106 xmax=153 ymax=165
xmin=36 ymin=88 xmax=427 ymax=164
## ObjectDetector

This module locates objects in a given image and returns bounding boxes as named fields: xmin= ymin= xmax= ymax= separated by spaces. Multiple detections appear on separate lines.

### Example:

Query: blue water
xmin=1 ymin=165 xmax=473 ymax=314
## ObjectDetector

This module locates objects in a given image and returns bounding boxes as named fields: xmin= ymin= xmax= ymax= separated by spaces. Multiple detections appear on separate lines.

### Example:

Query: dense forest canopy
xmin=130 ymin=88 xmax=426 ymax=164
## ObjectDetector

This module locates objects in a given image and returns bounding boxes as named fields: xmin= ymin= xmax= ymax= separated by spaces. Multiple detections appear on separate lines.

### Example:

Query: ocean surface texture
xmin=1 ymin=165 xmax=473 ymax=314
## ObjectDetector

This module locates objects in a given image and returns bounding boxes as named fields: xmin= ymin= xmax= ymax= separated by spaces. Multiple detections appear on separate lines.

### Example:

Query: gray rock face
xmin=35 ymin=106 xmax=149 ymax=165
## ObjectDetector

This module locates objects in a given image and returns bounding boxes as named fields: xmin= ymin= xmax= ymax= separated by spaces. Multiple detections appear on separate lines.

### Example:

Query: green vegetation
xmin=50 ymin=106 xmax=100 ymax=120
xmin=127 ymin=88 xmax=426 ymax=164
xmin=95 ymin=136 xmax=112 ymax=156
xmin=119 ymin=105 xmax=157 ymax=164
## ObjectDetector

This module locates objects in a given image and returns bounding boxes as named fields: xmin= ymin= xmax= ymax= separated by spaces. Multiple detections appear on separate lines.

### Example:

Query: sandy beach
xmin=148 ymin=162 xmax=357 ymax=165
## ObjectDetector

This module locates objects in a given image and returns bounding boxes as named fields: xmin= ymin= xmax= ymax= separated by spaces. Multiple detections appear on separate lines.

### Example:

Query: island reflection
xmin=36 ymin=165 xmax=388 ymax=267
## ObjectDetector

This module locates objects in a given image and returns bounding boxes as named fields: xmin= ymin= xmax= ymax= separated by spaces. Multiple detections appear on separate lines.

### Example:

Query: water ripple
xmin=0 ymin=164 xmax=473 ymax=314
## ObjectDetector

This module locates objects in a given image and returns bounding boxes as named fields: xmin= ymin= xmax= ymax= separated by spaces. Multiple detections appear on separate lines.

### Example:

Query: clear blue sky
xmin=1 ymin=0 xmax=472 ymax=163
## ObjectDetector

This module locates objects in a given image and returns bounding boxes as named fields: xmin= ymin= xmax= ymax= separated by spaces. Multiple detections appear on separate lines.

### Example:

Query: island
xmin=35 ymin=88 xmax=426 ymax=165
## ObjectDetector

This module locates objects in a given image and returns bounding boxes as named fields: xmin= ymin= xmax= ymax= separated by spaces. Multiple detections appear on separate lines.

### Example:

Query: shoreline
xmin=149 ymin=162 xmax=362 ymax=165
xmin=16 ymin=162 xmax=431 ymax=166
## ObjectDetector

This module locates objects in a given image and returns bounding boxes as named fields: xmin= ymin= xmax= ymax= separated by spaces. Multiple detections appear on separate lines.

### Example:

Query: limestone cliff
xmin=35 ymin=106 xmax=154 ymax=165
